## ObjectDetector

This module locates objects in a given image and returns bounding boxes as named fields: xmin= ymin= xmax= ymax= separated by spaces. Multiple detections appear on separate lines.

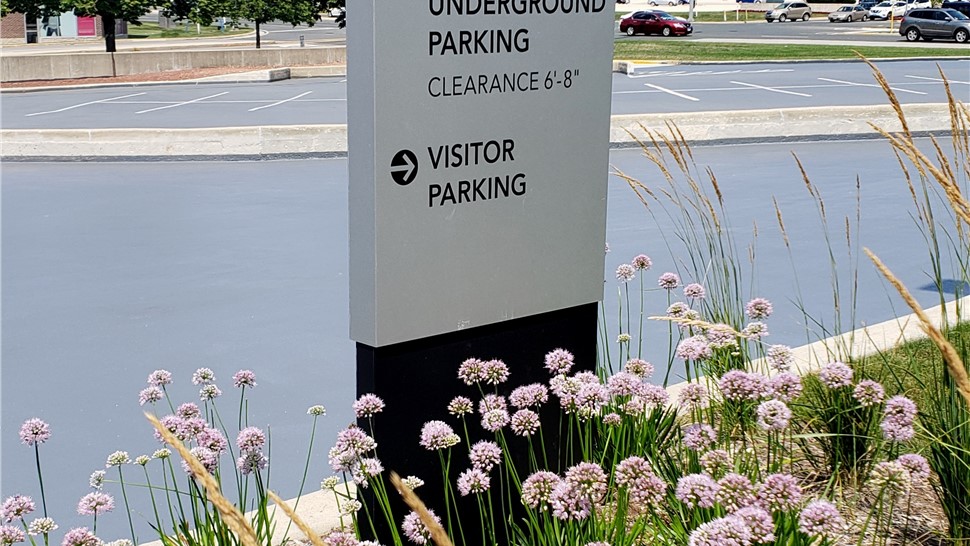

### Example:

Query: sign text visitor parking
xmin=349 ymin=0 xmax=615 ymax=347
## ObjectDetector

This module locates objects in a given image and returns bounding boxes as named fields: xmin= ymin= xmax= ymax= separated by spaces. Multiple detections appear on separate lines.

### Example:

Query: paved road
xmin=2 ymin=138 xmax=961 ymax=538
xmin=2 ymin=59 xmax=967 ymax=129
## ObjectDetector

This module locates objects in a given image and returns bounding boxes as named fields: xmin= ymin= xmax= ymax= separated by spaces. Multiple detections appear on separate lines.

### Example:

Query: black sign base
xmin=354 ymin=302 xmax=598 ymax=545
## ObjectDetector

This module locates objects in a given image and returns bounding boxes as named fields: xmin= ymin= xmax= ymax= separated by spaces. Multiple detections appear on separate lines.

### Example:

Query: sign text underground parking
xmin=349 ymin=0 xmax=615 ymax=347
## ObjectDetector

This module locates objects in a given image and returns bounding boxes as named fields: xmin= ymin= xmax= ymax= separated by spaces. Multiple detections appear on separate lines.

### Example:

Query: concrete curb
xmin=0 ymin=103 xmax=951 ymax=159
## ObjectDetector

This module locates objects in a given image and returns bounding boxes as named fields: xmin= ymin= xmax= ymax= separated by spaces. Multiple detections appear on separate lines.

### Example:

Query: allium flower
xmin=339 ymin=499 xmax=362 ymax=516
xmin=616 ymin=458 xmax=667 ymax=509
xmin=199 ymin=384 xmax=222 ymax=401
xmin=106 ymin=451 xmax=130 ymax=467
xmin=766 ymin=345 xmax=794 ymax=372
xmin=678 ymin=383 xmax=709 ymax=411
xmin=180 ymin=417 xmax=207 ymax=438
xmin=616 ymin=264 xmax=636 ymax=283
xmin=544 ymin=348 xmax=575 ymax=375
xmin=688 ymin=516 xmax=751 ymax=546
xmin=61 ymin=527 xmax=100 ymax=546
xmin=870 ymin=461 xmax=911 ymax=497
xmin=565 ymin=462 xmax=608 ymax=501
xmin=469 ymin=441 xmax=502 ymax=471
xmin=478 ymin=394 xmax=507 ymax=414
xmin=624 ymin=358 xmax=654 ymax=378
xmin=743 ymin=298 xmax=773 ymax=320
xmin=88 ymin=471 xmax=105 ymax=490
xmin=333 ymin=427 xmax=377 ymax=459
xmin=353 ymin=393 xmax=385 ymax=418
xmin=482 ymin=359 xmax=510 ymax=385
xmin=307 ymin=405 xmax=327 ymax=416
xmin=236 ymin=450 xmax=268 ymax=475
xmin=196 ymin=428 xmax=228 ymax=454
xmin=76 ymin=492 xmax=114 ymax=516
xmin=419 ymin=421 xmax=460 ymax=450
xmin=19 ymin=419 xmax=51 ymax=446
xmin=352 ymin=457 xmax=384 ymax=487
xmin=322 ymin=530 xmax=357 ymax=546
xmin=676 ymin=474 xmax=720 ymax=509
xmin=616 ymin=333 xmax=631 ymax=344
xmin=853 ymin=380 xmax=886 ymax=407
xmin=510 ymin=384 xmax=549 ymax=409
xmin=138 ymin=386 xmax=164 ymax=406
xmin=700 ymin=450 xmax=732 ymax=477
xmin=768 ymin=372 xmax=803 ymax=403
xmin=134 ymin=455 xmax=150 ymax=466
xmin=2 ymin=495 xmax=34 ymax=523
xmin=401 ymin=509 xmax=439 ymax=545
xmin=147 ymin=369 xmax=172 ymax=386
xmin=897 ymin=453 xmax=931 ymax=484
xmin=734 ymin=506 xmax=776 ymax=543
xmin=191 ymin=367 xmax=215 ymax=385
xmin=232 ymin=370 xmax=256 ymax=388
xmin=683 ymin=283 xmax=706 ymax=299
xmin=550 ymin=482 xmax=592 ymax=521
xmin=27 ymin=517 xmax=57 ymax=535
xmin=183 ymin=447 xmax=218 ymax=475
xmin=447 ymin=396 xmax=473 ymax=416
xmin=676 ymin=336 xmax=713 ymax=361
xmin=632 ymin=254 xmax=652 ymax=270
xmin=457 ymin=358 xmax=486 ymax=385
xmin=615 ymin=456 xmax=654 ymax=487
xmin=602 ymin=413 xmax=622 ymax=426
xmin=510 ymin=409 xmax=541 ymax=436
xmin=798 ymin=500 xmax=845 ymax=539
xmin=667 ymin=302 xmax=690 ymax=318
xmin=719 ymin=370 xmax=768 ymax=402
xmin=683 ymin=423 xmax=718 ymax=452
xmin=818 ymin=362 xmax=853 ymax=388
xmin=607 ymin=372 xmax=644 ymax=398
xmin=884 ymin=395 xmax=918 ymax=424
xmin=0 ymin=524 xmax=25 ymax=545
xmin=881 ymin=422 xmax=916 ymax=443
xmin=586 ymin=542 xmax=611 ymax=546
xmin=522 ymin=471 xmax=561 ymax=511
xmin=716 ymin=473 xmax=756 ymax=512
xmin=705 ymin=324 xmax=739 ymax=350
xmin=756 ymin=400 xmax=792 ymax=431
xmin=758 ymin=473 xmax=803 ymax=512
xmin=741 ymin=321 xmax=769 ymax=339
xmin=402 ymin=476 xmax=424 ymax=490
xmin=457 ymin=468 xmax=491 ymax=496
xmin=103 ymin=540 xmax=133 ymax=546
xmin=177 ymin=403 xmax=201 ymax=419
xmin=481 ymin=409 xmax=510 ymax=432
xmin=152 ymin=448 xmax=171 ymax=459
xmin=236 ymin=427 xmax=266 ymax=451
xmin=658 ymin=272 xmax=680 ymax=289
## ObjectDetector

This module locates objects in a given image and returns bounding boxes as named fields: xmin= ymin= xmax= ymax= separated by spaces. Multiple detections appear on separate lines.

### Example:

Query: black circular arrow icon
xmin=390 ymin=149 xmax=418 ymax=186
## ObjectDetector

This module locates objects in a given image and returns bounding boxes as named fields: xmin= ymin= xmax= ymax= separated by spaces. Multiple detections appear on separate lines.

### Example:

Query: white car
xmin=869 ymin=0 xmax=907 ymax=18
xmin=328 ymin=7 xmax=345 ymax=17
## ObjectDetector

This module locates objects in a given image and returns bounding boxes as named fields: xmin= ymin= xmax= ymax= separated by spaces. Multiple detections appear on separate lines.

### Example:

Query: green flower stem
xmin=117 ymin=466 xmax=138 ymax=545
xmin=282 ymin=413 xmax=321 ymax=541
xmin=34 ymin=444 xmax=47 ymax=517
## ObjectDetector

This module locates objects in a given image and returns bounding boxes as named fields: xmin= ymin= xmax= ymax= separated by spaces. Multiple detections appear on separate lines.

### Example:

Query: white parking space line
xmin=629 ymin=68 xmax=793 ymax=79
xmin=818 ymin=77 xmax=926 ymax=95
xmin=730 ymin=80 xmax=812 ymax=97
xmin=644 ymin=83 xmax=700 ymax=101
xmin=135 ymin=92 xmax=228 ymax=114
xmin=248 ymin=91 xmax=314 ymax=112
xmin=25 ymin=93 xmax=146 ymax=117
xmin=905 ymin=74 xmax=970 ymax=85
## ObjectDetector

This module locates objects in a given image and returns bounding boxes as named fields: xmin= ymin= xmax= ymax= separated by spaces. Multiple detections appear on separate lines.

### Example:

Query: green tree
xmin=61 ymin=0 xmax=157 ymax=52
xmin=233 ymin=0 xmax=324 ymax=49
xmin=158 ymin=0 xmax=232 ymax=27
xmin=1 ymin=0 xmax=64 ymax=23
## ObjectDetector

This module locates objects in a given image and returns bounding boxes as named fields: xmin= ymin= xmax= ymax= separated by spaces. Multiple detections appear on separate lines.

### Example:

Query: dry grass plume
xmin=389 ymin=472 xmax=455 ymax=546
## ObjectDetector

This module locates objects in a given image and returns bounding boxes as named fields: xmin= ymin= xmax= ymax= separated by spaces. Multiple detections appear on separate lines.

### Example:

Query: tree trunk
xmin=103 ymin=13 xmax=117 ymax=52
xmin=255 ymin=20 xmax=260 ymax=48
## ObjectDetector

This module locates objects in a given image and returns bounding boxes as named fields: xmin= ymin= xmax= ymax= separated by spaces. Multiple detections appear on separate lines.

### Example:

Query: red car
xmin=620 ymin=11 xmax=694 ymax=36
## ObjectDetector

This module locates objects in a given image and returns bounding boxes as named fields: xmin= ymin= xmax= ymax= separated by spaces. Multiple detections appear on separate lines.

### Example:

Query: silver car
xmin=766 ymin=1 xmax=813 ymax=21
xmin=899 ymin=8 xmax=970 ymax=42
xmin=829 ymin=5 xmax=870 ymax=21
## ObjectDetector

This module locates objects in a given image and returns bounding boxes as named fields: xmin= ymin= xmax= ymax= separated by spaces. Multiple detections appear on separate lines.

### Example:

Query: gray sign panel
xmin=349 ymin=0 xmax=615 ymax=347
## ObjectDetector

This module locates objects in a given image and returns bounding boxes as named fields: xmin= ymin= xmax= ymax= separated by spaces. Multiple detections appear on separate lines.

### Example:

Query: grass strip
xmin=614 ymin=40 xmax=970 ymax=61
xmin=128 ymin=22 xmax=250 ymax=39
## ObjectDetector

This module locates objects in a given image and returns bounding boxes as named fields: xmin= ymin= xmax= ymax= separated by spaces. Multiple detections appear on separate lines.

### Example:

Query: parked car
xmin=900 ymin=8 xmax=970 ymax=41
xmin=328 ymin=6 xmax=345 ymax=17
xmin=616 ymin=0 xmax=631 ymax=4
xmin=829 ymin=5 xmax=870 ymax=21
xmin=858 ymin=0 xmax=880 ymax=10
xmin=765 ymin=1 xmax=812 ymax=20
xmin=905 ymin=0 xmax=932 ymax=9
xmin=942 ymin=0 xmax=970 ymax=16
xmin=649 ymin=0 xmax=689 ymax=6
xmin=869 ymin=1 xmax=907 ymax=19
xmin=737 ymin=0 xmax=766 ymax=3
xmin=620 ymin=10 xmax=694 ymax=35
